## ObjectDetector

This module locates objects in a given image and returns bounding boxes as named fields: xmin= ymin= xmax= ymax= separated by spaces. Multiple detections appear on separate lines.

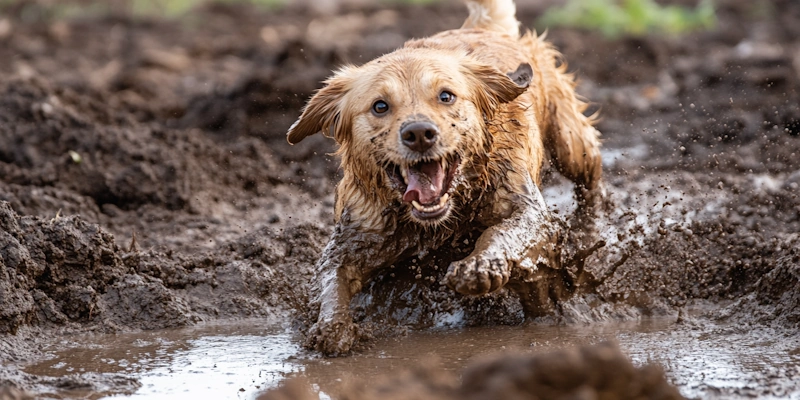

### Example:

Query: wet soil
xmin=0 ymin=0 xmax=799 ymax=398
xmin=10 ymin=317 xmax=800 ymax=399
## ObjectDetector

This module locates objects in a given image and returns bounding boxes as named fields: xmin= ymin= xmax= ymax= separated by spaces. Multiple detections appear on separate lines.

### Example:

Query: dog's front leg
xmin=305 ymin=221 xmax=407 ymax=356
xmin=444 ymin=181 xmax=559 ymax=298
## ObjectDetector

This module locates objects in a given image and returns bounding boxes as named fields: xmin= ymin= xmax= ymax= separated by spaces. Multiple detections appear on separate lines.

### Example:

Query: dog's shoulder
xmin=404 ymin=29 xmax=532 ymax=78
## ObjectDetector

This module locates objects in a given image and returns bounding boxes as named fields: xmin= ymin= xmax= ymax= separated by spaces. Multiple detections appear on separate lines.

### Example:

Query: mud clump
xmin=0 ymin=201 xmax=326 ymax=336
xmin=0 ymin=201 xmax=195 ymax=334
xmin=261 ymin=342 xmax=684 ymax=400
xmin=715 ymin=248 xmax=800 ymax=329
xmin=594 ymin=217 xmax=800 ymax=311
xmin=0 ymin=367 xmax=139 ymax=399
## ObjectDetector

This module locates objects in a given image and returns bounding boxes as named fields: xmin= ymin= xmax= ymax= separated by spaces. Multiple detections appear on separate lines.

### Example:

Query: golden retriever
xmin=288 ymin=0 xmax=603 ymax=355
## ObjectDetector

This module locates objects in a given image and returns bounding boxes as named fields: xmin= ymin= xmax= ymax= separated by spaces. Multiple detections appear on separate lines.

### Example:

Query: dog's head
xmin=288 ymin=48 xmax=531 ymax=226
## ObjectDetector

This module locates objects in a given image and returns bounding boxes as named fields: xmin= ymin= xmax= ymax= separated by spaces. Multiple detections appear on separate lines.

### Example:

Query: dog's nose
xmin=400 ymin=121 xmax=439 ymax=153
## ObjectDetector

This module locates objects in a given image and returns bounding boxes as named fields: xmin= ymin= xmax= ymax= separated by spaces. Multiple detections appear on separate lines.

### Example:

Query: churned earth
xmin=0 ymin=0 xmax=798 ymax=398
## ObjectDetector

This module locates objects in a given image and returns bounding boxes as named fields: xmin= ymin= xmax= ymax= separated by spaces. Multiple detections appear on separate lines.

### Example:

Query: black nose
xmin=400 ymin=121 xmax=439 ymax=153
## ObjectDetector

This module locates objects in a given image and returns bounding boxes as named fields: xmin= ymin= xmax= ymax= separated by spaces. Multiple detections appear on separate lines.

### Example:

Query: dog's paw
xmin=304 ymin=315 xmax=358 ymax=357
xmin=444 ymin=252 xmax=510 ymax=295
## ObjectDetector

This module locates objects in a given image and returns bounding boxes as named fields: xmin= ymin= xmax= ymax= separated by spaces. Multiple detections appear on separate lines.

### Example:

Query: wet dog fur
xmin=288 ymin=0 xmax=603 ymax=355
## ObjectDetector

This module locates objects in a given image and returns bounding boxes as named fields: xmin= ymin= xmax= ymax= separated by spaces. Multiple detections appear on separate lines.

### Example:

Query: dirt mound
xmin=261 ymin=342 xmax=683 ymax=400
xmin=593 ymin=204 xmax=800 ymax=317
xmin=0 ymin=369 xmax=138 ymax=399
xmin=0 ymin=76 xmax=288 ymax=213
xmin=0 ymin=201 xmax=326 ymax=337
xmin=0 ymin=201 xmax=194 ymax=334
xmin=715 ymin=248 xmax=800 ymax=329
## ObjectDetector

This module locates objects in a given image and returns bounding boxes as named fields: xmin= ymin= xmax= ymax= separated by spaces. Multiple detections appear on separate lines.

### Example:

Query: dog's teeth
xmin=400 ymin=166 xmax=408 ymax=184
xmin=411 ymin=194 xmax=450 ymax=214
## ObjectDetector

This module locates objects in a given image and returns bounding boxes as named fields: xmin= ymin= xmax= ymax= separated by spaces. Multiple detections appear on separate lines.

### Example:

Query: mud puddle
xmin=18 ymin=316 xmax=800 ymax=400
xmin=19 ymin=320 xmax=300 ymax=399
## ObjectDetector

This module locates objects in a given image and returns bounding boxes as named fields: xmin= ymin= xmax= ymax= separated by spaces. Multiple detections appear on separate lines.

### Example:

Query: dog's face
xmin=288 ymin=48 xmax=530 ymax=225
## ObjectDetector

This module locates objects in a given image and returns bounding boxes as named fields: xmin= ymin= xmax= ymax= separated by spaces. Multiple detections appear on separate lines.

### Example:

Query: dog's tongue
xmin=403 ymin=161 xmax=444 ymax=205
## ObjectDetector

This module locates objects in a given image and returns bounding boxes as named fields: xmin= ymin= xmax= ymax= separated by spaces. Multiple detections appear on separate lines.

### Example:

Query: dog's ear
xmin=506 ymin=63 xmax=533 ymax=90
xmin=463 ymin=61 xmax=531 ymax=115
xmin=287 ymin=67 xmax=355 ymax=145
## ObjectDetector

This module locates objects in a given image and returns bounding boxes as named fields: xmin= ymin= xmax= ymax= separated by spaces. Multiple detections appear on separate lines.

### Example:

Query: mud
xmin=262 ymin=341 xmax=683 ymax=400
xmin=8 ymin=317 xmax=799 ymax=399
xmin=0 ymin=0 xmax=799 ymax=398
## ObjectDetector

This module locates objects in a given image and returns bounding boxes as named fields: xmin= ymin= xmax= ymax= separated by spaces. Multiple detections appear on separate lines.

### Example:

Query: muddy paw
xmin=304 ymin=315 xmax=358 ymax=357
xmin=444 ymin=252 xmax=510 ymax=295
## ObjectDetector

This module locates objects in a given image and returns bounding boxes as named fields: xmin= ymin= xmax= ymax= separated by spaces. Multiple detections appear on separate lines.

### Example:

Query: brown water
xmin=20 ymin=316 xmax=800 ymax=400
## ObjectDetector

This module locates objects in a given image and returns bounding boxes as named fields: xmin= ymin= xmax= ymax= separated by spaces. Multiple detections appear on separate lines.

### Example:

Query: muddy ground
xmin=260 ymin=341 xmax=684 ymax=400
xmin=0 ymin=0 xmax=799 ymax=398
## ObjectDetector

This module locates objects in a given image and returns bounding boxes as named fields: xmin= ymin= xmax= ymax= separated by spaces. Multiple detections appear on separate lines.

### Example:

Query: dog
xmin=287 ymin=0 xmax=603 ymax=355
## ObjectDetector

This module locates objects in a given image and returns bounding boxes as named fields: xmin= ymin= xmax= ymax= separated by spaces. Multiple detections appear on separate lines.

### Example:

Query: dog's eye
xmin=372 ymin=100 xmax=389 ymax=115
xmin=438 ymin=91 xmax=456 ymax=104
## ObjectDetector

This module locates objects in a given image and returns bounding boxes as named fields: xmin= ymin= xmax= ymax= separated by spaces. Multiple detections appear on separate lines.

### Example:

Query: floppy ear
xmin=462 ymin=61 xmax=532 ymax=117
xmin=287 ymin=67 xmax=355 ymax=145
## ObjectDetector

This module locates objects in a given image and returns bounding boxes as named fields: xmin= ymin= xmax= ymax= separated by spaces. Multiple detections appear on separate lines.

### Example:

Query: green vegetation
xmin=538 ymin=0 xmax=716 ymax=37
xmin=0 ymin=0 xmax=285 ymax=19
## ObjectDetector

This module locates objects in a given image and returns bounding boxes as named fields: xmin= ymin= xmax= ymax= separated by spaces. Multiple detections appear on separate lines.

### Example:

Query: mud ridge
xmin=0 ymin=201 xmax=327 ymax=337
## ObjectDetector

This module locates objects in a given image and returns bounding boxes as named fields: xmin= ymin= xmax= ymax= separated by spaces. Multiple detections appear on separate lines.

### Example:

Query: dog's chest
xmin=395 ymin=225 xmax=484 ymax=276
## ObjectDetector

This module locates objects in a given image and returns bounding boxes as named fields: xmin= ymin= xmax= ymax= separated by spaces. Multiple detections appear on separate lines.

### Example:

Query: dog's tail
xmin=462 ymin=0 xmax=519 ymax=37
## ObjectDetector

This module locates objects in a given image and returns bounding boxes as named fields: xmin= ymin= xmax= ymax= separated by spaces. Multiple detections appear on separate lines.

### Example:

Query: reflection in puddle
xmin=115 ymin=334 xmax=300 ymax=399
xmin=25 ymin=322 xmax=301 ymax=400
xmin=22 ymin=318 xmax=800 ymax=399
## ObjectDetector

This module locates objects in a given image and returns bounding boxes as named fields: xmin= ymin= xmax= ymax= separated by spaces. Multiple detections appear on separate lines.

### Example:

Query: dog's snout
xmin=400 ymin=121 xmax=439 ymax=153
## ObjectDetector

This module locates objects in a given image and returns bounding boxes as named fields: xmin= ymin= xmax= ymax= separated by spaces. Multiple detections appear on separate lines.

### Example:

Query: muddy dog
xmin=287 ymin=0 xmax=603 ymax=355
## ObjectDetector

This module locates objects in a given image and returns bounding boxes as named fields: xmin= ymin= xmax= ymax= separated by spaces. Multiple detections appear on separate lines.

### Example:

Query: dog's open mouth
xmin=386 ymin=154 xmax=461 ymax=221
